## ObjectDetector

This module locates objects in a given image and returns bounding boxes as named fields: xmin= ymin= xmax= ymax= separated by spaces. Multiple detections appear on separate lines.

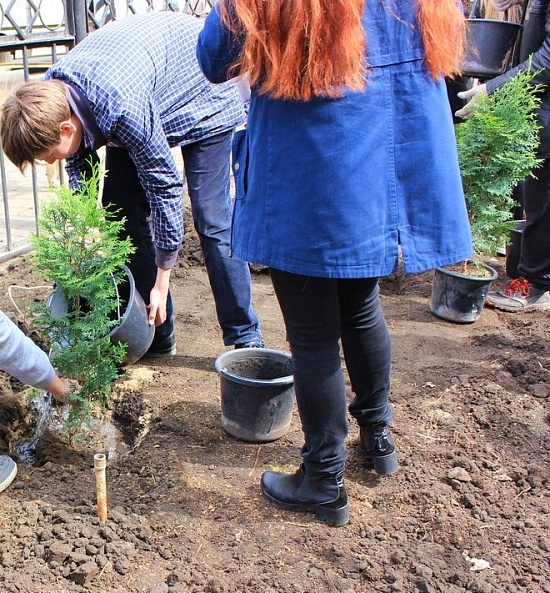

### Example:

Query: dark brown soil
xmin=0 ymin=232 xmax=549 ymax=593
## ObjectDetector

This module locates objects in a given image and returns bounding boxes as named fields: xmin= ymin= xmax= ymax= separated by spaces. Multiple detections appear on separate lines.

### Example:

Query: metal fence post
xmin=66 ymin=0 xmax=88 ymax=44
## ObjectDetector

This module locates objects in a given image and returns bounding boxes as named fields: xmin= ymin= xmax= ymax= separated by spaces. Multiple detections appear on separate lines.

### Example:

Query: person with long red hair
xmin=198 ymin=0 xmax=473 ymax=527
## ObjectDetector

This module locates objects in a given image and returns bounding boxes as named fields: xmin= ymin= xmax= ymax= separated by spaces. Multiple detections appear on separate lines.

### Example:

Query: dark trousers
xmin=103 ymin=146 xmax=175 ymax=345
xmin=269 ymin=269 xmax=393 ymax=477
xmin=102 ymin=132 xmax=261 ymax=346
xmin=518 ymin=157 xmax=550 ymax=289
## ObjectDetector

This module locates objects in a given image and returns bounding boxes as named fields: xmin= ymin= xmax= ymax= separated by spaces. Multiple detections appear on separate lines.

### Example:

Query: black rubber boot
xmin=358 ymin=423 xmax=399 ymax=475
xmin=260 ymin=464 xmax=349 ymax=527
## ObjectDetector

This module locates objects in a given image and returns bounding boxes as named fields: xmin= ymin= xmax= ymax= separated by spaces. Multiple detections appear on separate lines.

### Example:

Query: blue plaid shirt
xmin=46 ymin=11 xmax=245 ymax=266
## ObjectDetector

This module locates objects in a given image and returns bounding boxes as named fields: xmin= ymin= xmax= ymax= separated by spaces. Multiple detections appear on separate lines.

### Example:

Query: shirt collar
xmin=65 ymin=83 xmax=108 ymax=151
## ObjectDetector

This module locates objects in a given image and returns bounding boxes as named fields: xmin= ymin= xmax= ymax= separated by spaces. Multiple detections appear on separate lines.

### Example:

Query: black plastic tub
xmin=461 ymin=19 xmax=522 ymax=79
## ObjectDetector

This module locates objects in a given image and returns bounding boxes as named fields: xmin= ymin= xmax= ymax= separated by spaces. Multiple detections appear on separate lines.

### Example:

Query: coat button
xmin=234 ymin=162 xmax=240 ymax=171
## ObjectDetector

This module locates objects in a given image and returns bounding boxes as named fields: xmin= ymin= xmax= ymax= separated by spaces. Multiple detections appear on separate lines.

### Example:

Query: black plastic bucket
xmin=106 ymin=266 xmax=155 ymax=364
xmin=430 ymin=264 xmax=498 ymax=324
xmin=505 ymin=220 xmax=527 ymax=279
xmin=215 ymin=348 xmax=295 ymax=442
xmin=46 ymin=265 xmax=154 ymax=366
xmin=461 ymin=19 xmax=522 ymax=79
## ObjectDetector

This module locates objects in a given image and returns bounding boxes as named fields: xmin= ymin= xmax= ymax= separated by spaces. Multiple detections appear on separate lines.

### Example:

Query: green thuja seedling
xmin=30 ymin=163 xmax=135 ymax=433
xmin=456 ymin=67 xmax=542 ymax=268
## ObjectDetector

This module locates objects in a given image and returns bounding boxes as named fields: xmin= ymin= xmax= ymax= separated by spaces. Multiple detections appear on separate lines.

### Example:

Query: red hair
xmin=417 ymin=0 xmax=466 ymax=80
xmin=220 ymin=0 xmax=466 ymax=100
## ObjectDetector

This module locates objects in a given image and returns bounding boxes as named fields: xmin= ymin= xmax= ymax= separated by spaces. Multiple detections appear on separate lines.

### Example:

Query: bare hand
xmin=48 ymin=377 xmax=80 ymax=405
xmin=148 ymin=286 xmax=168 ymax=327
xmin=148 ymin=267 xmax=171 ymax=326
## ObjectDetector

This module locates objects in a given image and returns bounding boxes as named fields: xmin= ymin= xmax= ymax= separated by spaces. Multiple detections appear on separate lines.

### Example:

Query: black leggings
xmin=270 ymin=269 xmax=393 ymax=477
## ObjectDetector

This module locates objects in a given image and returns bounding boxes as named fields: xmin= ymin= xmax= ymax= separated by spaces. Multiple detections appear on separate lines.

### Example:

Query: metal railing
xmin=88 ymin=1 xmax=214 ymax=30
xmin=0 ymin=0 xmax=214 ymax=262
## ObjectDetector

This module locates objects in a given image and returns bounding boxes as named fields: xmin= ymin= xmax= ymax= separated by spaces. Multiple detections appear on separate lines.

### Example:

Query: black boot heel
xmin=372 ymin=449 xmax=399 ymax=475
xmin=359 ymin=423 xmax=399 ymax=476
xmin=313 ymin=491 xmax=350 ymax=527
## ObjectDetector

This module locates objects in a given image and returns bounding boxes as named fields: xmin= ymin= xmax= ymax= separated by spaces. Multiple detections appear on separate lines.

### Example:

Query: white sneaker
xmin=0 ymin=455 xmax=17 ymax=493
xmin=486 ymin=278 xmax=550 ymax=312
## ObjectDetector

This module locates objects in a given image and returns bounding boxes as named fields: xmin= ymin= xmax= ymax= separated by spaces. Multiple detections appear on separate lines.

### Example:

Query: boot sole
xmin=261 ymin=489 xmax=350 ymax=527
xmin=141 ymin=345 xmax=177 ymax=359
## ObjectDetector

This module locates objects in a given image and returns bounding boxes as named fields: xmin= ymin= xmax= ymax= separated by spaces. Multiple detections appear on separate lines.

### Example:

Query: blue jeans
xmin=269 ymin=270 xmax=392 ymax=477
xmin=181 ymin=131 xmax=261 ymax=345
xmin=102 ymin=131 xmax=261 ymax=346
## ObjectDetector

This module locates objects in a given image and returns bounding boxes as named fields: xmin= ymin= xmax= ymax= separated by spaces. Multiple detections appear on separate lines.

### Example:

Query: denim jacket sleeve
xmin=196 ymin=2 xmax=243 ymax=83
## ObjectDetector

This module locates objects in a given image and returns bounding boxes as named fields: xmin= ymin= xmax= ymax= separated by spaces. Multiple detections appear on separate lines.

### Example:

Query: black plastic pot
xmin=461 ymin=19 xmax=522 ymax=79
xmin=505 ymin=220 xmax=526 ymax=279
xmin=215 ymin=348 xmax=295 ymax=443
xmin=430 ymin=263 xmax=498 ymax=324
xmin=46 ymin=265 xmax=154 ymax=366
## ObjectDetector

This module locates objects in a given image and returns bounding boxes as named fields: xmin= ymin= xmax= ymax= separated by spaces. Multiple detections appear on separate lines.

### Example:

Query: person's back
xmin=199 ymin=0 xmax=472 ymax=278
xmin=197 ymin=0 xmax=473 ymax=527
xmin=0 ymin=9 xmax=264 ymax=358
xmin=46 ymin=11 xmax=244 ymax=165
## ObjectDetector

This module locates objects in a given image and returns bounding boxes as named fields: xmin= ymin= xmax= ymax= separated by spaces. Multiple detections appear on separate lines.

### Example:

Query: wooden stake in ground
xmin=94 ymin=453 xmax=108 ymax=523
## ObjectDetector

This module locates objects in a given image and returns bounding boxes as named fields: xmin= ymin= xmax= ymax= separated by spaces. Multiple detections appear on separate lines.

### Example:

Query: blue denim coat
xmin=197 ymin=2 xmax=473 ymax=278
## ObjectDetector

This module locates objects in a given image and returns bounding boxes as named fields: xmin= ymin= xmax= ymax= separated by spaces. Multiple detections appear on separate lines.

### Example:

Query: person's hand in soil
xmin=47 ymin=376 xmax=80 ymax=405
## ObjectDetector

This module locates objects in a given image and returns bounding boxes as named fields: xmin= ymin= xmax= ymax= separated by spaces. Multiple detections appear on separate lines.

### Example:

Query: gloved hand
xmin=491 ymin=0 xmax=523 ymax=10
xmin=455 ymin=84 xmax=487 ymax=119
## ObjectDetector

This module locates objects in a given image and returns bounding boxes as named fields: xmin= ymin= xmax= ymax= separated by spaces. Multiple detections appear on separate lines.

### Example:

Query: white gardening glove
xmin=491 ymin=0 xmax=523 ymax=10
xmin=455 ymin=84 xmax=487 ymax=119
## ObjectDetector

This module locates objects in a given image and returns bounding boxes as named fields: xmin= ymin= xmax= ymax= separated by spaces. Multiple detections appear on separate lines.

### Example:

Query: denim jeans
xmin=102 ymin=131 xmax=261 ymax=346
xmin=181 ymin=131 xmax=261 ymax=345
xmin=269 ymin=269 xmax=392 ymax=477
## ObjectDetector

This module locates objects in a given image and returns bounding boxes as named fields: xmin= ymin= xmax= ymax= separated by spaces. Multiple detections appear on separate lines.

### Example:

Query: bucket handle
xmin=111 ymin=269 xmax=123 ymax=322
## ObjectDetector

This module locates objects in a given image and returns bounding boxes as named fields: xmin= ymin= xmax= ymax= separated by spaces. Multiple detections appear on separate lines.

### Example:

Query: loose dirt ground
xmin=0 ymin=231 xmax=548 ymax=593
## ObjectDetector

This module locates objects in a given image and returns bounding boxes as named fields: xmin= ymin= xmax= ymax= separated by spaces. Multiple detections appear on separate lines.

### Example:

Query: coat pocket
xmin=231 ymin=127 xmax=248 ymax=200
